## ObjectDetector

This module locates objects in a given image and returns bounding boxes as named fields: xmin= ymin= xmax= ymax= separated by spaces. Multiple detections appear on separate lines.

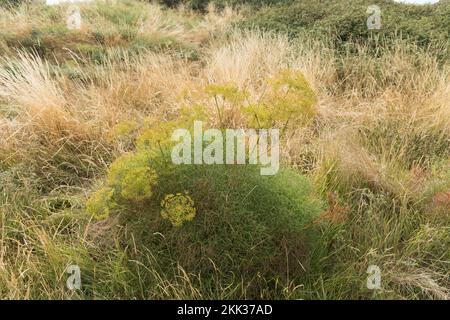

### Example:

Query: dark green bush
xmin=154 ymin=0 xmax=292 ymax=10
xmin=240 ymin=0 xmax=450 ymax=56
xmin=155 ymin=0 xmax=207 ymax=10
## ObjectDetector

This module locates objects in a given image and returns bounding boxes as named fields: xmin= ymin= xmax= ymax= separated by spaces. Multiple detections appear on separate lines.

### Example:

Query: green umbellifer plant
xmin=85 ymin=70 xmax=322 ymax=296
xmin=87 ymin=69 xmax=318 ymax=221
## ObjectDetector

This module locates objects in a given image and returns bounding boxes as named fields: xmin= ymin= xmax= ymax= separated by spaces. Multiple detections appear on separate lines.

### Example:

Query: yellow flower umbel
xmin=205 ymin=83 xmax=247 ymax=104
xmin=110 ymin=120 xmax=138 ymax=139
xmin=107 ymin=152 xmax=157 ymax=202
xmin=86 ymin=187 xmax=116 ymax=220
xmin=242 ymin=69 xmax=317 ymax=129
xmin=136 ymin=121 xmax=178 ymax=152
xmin=137 ymin=106 xmax=208 ymax=154
xmin=160 ymin=193 xmax=196 ymax=227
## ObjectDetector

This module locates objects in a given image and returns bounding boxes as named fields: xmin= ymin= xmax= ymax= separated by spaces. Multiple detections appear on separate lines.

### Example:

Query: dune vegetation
xmin=0 ymin=0 xmax=448 ymax=299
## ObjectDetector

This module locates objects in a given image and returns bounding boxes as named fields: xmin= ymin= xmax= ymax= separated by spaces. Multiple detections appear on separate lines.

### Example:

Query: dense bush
xmin=121 ymin=161 xmax=320 ymax=295
xmin=156 ymin=0 xmax=209 ymax=10
xmin=155 ymin=0 xmax=292 ymax=10
xmin=240 ymin=0 xmax=450 ymax=55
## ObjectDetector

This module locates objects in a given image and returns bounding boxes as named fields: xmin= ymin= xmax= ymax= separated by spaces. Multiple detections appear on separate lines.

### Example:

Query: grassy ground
xmin=0 ymin=0 xmax=448 ymax=299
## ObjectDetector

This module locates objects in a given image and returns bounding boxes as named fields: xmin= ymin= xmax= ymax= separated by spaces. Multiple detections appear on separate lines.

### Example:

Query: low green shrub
xmin=88 ymin=150 xmax=322 ymax=296
xmin=239 ymin=0 xmax=450 ymax=57
xmin=86 ymin=72 xmax=323 ymax=296
xmin=95 ymin=0 xmax=146 ymax=27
